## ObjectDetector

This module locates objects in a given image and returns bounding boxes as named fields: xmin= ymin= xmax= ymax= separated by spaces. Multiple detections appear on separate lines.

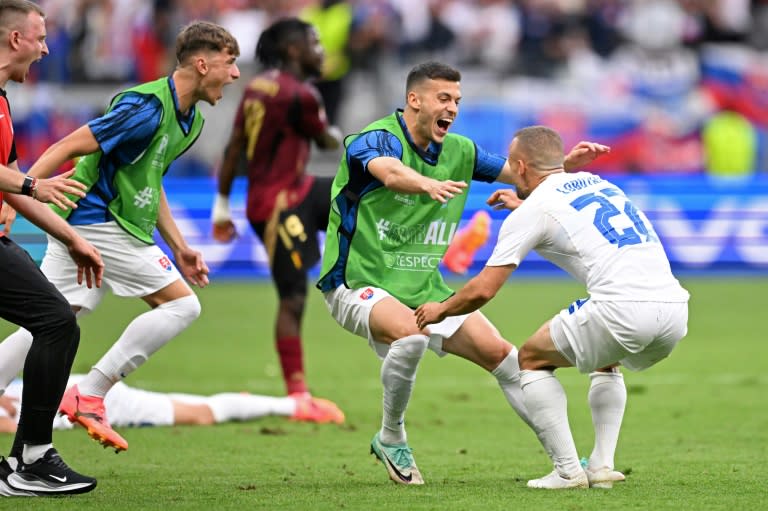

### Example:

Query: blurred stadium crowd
xmin=12 ymin=0 xmax=768 ymax=176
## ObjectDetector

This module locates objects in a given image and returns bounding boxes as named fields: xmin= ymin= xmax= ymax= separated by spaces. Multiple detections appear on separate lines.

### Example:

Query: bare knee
xmin=518 ymin=343 xmax=556 ymax=371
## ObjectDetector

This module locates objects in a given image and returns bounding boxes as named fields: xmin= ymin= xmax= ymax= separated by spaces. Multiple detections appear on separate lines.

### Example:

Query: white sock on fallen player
xmin=205 ymin=393 xmax=296 ymax=422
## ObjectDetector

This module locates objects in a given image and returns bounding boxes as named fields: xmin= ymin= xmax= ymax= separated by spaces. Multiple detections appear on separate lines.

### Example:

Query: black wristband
xmin=21 ymin=175 xmax=35 ymax=196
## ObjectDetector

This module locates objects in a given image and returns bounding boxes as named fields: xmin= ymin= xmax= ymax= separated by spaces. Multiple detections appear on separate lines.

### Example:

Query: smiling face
xmin=8 ymin=11 xmax=48 ymax=83
xmin=406 ymin=78 xmax=461 ymax=150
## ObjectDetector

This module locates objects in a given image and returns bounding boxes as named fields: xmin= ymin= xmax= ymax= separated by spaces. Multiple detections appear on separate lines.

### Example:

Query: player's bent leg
xmin=440 ymin=311 xmax=509 ymax=372
xmin=441 ymin=312 xmax=533 ymax=428
xmin=368 ymin=298 xmax=429 ymax=483
xmin=582 ymin=368 xmax=627 ymax=488
xmin=95 ymin=291 xmax=201 ymax=384
xmin=518 ymin=322 xmax=585 ymax=485
xmin=518 ymin=320 xmax=574 ymax=371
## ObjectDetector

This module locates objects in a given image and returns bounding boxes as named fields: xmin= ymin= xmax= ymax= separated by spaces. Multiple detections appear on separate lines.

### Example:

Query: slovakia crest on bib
xmin=158 ymin=255 xmax=173 ymax=272
xmin=359 ymin=288 xmax=374 ymax=300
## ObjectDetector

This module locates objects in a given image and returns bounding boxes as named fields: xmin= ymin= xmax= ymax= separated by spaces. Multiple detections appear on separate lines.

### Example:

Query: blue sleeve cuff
xmin=472 ymin=143 xmax=506 ymax=183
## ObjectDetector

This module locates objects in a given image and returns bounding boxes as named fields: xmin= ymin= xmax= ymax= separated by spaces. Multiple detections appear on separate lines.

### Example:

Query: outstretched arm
xmin=368 ymin=156 xmax=467 ymax=204
xmin=495 ymin=141 xmax=611 ymax=184
xmin=414 ymin=264 xmax=515 ymax=329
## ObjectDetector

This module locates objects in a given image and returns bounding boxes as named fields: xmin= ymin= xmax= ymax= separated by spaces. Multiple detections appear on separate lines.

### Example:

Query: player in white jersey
xmin=415 ymin=125 xmax=689 ymax=490
xmin=0 ymin=375 xmax=344 ymax=435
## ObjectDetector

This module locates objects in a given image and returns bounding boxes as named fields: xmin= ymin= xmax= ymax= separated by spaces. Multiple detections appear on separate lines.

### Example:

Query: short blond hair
xmin=175 ymin=21 xmax=240 ymax=65
xmin=512 ymin=126 xmax=564 ymax=171
xmin=0 ymin=0 xmax=44 ymax=33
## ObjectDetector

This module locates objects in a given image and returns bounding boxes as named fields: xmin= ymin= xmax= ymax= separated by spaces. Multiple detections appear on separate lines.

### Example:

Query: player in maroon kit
xmin=211 ymin=18 xmax=343 ymax=421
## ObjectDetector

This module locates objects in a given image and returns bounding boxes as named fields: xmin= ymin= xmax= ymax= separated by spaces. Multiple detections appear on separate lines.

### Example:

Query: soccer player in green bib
xmin=317 ymin=61 xmax=609 ymax=485
xmin=0 ymin=21 xmax=240 ymax=455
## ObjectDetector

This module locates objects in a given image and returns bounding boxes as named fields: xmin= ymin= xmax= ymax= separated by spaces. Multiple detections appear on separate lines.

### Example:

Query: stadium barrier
xmin=10 ymin=174 xmax=768 ymax=278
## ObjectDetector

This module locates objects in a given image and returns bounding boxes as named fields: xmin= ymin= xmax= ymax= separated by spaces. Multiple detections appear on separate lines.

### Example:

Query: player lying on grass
xmin=0 ymin=374 xmax=345 ymax=436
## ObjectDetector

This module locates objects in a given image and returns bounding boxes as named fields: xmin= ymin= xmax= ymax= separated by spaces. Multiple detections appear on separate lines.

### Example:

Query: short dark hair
xmin=175 ymin=21 xmax=240 ymax=65
xmin=512 ymin=126 xmax=564 ymax=170
xmin=405 ymin=61 xmax=461 ymax=95
xmin=255 ymin=18 xmax=313 ymax=68
xmin=0 ymin=0 xmax=44 ymax=33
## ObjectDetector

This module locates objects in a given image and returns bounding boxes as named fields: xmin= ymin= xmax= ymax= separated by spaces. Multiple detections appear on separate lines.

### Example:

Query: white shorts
xmin=323 ymin=285 xmax=470 ymax=359
xmin=42 ymin=221 xmax=182 ymax=310
xmin=550 ymin=298 xmax=689 ymax=373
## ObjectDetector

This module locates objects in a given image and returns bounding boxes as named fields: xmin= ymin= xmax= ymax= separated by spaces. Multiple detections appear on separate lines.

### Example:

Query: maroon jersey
xmin=235 ymin=69 xmax=329 ymax=223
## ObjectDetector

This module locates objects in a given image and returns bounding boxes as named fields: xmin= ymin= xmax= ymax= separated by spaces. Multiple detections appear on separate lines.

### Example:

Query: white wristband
xmin=211 ymin=194 xmax=232 ymax=223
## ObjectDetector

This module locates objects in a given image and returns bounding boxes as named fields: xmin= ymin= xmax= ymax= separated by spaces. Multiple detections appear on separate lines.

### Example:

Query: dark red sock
xmin=276 ymin=336 xmax=307 ymax=395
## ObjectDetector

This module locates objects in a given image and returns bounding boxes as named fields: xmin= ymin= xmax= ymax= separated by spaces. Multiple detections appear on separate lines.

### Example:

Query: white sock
xmin=379 ymin=334 xmax=428 ymax=445
xmin=79 ymin=295 xmax=201 ymax=397
xmin=0 ymin=329 xmax=33 ymax=391
xmin=205 ymin=393 xmax=296 ymax=422
xmin=22 ymin=443 xmax=52 ymax=464
xmin=520 ymin=369 xmax=582 ymax=477
xmin=491 ymin=347 xmax=535 ymax=430
xmin=587 ymin=371 xmax=626 ymax=470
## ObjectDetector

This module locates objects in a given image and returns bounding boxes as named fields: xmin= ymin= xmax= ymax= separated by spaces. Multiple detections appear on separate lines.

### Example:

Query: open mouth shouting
xmin=435 ymin=117 xmax=453 ymax=138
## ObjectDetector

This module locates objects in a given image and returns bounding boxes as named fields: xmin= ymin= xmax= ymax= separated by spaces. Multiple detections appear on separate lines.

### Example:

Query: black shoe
xmin=0 ymin=456 xmax=37 ymax=497
xmin=7 ymin=449 xmax=96 ymax=495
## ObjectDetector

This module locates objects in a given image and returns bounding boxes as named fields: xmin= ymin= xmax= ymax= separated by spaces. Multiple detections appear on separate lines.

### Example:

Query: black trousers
xmin=0 ymin=236 xmax=79 ymax=452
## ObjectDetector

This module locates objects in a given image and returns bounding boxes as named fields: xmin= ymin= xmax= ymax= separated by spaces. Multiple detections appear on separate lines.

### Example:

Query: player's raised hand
xmin=176 ymin=247 xmax=210 ymax=288
xmin=66 ymin=236 xmax=104 ymax=289
xmin=564 ymin=141 xmax=611 ymax=170
xmin=33 ymin=169 xmax=87 ymax=210
xmin=424 ymin=178 xmax=467 ymax=204
xmin=487 ymin=189 xmax=524 ymax=211
xmin=414 ymin=302 xmax=446 ymax=330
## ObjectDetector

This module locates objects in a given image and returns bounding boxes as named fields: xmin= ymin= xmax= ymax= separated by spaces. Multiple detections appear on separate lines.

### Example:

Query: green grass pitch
xmin=1 ymin=278 xmax=765 ymax=510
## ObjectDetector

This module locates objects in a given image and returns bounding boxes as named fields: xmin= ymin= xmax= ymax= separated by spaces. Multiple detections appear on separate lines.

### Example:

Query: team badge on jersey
xmin=157 ymin=255 xmax=173 ymax=272
xmin=359 ymin=288 xmax=375 ymax=300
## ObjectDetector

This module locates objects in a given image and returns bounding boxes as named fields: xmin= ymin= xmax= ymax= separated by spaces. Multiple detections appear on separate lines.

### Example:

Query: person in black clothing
xmin=0 ymin=0 xmax=104 ymax=497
